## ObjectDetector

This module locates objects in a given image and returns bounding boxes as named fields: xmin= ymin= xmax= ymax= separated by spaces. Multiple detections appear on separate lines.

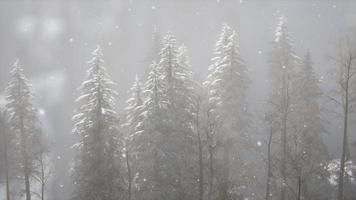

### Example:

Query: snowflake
xmin=38 ymin=108 xmax=46 ymax=116
xmin=69 ymin=37 xmax=75 ymax=43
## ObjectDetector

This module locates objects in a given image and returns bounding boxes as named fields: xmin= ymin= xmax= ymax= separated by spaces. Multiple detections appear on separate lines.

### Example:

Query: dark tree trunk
xmin=337 ymin=57 xmax=352 ymax=200
xmin=1 ymin=113 xmax=11 ymax=200
xmin=196 ymin=101 xmax=204 ymax=200
xmin=280 ymin=81 xmax=289 ymax=200
xmin=206 ymin=122 xmax=214 ymax=200
xmin=297 ymin=174 xmax=302 ymax=200
xmin=125 ymin=150 xmax=132 ymax=200
xmin=20 ymin=114 xmax=31 ymax=200
xmin=265 ymin=127 xmax=273 ymax=200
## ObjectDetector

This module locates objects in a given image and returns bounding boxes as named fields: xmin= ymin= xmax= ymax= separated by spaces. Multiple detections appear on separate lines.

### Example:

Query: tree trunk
xmin=337 ymin=61 xmax=351 ymax=200
xmin=125 ymin=150 xmax=132 ymax=200
xmin=265 ymin=127 xmax=273 ymax=200
xmin=297 ymin=174 xmax=302 ymax=200
xmin=40 ymin=154 xmax=45 ymax=200
xmin=20 ymin=114 xmax=31 ymax=200
xmin=220 ymin=142 xmax=230 ymax=200
xmin=196 ymin=100 xmax=204 ymax=200
xmin=206 ymin=126 xmax=214 ymax=200
xmin=198 ymin=134 xmax=204 ymax=200
xmin=280 ymin=81 xmax=289 ymax=200
xmin=1 ymin=114 xmax=11 ymax=200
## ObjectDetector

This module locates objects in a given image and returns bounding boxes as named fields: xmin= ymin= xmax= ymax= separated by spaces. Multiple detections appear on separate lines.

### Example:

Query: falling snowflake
xmin=69 ymin=37 xmax=75 ymax=43
xmin=38 ymin=108 xmax=46 ymax=116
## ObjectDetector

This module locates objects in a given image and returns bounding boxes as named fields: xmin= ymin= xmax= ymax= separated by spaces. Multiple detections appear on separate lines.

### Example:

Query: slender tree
xmin=5 ymin=60 xmax=43 ymax=200
xmin=327 ymin=36 xmax=356 ymax=200
xmin=0 ymin=109 xmax=12 ymax=200
xmin=123 ymin=75 xmax=144 ymax=200
xmin=267 ymin=17 xmax=299 ymax=200
xmin=289 ymin=52 xmax=329 ymax=199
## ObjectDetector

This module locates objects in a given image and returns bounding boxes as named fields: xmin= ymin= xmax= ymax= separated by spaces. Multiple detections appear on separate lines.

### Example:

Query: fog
xmin=0 ymin=0 xmax=355 ymax=200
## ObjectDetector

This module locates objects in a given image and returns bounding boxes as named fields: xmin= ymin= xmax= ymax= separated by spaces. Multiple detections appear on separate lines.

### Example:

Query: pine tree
xmin=71 ymin=46 xmax=124 ymax=200
xmin=290 ymin=52 xmax=329 ymax=199
xmin=267 ymin=17 xmax=300 ymax=200
xmin=130 ymin=34 xmax=199 ymax=200
xmin=130 ymin=61 xmax=165 ymax=200
xmin=5 ymin=60 xmax=43 ymax=200
xmin=123 ymin=75 xmax=144 ymax=200
xmin=204 ymin=23 xmax=250 ymax=199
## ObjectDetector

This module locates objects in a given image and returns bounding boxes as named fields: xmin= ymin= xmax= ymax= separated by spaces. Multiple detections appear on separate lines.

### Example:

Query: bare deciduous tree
xmin=328 ymin=36 xmax=356 ymax=200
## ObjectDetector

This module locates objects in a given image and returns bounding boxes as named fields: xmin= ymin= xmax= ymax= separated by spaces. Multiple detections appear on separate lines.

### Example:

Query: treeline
xmin=0 ymin=18 xmax=355 ymax=200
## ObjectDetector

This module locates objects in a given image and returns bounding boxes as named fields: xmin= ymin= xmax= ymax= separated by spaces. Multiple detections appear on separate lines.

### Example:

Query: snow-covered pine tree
xmin=124 ymin=75 xmax=144 ymax=135
xmin=290 ymin=52 xmax=330 ymax=199
xmin=204 ymin=23 xmax=250 ymax=199
xmin=131 ymin=34 xmax=199 ymax=200
xmin=267 ymin=17 xmax=300 ymax=200
xmin=122 ymin=75 xmax=144 ymax=200
xmin=158 ymin=34 xmax=198 ymax=200
xmin=5 ymin=59 xmax=43 ymax=200
xmin=129 ymin=61 xmax=165 ymax=200
xmin=71 ymin=46 xmax=124 ymax=200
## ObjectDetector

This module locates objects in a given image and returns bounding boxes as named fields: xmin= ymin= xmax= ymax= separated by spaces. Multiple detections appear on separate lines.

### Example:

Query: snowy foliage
xmin=327 ymin=159 xmax=356 ymax=185
xmin=204 ymin=23 xmax=251 ymax=199
xmin=124 ymin=33 xmax=200 ymax=200
xmin=5 ymin=59 xmax=45 ymax=200
xmin=71 ymin=46 xmax=124 ymax=200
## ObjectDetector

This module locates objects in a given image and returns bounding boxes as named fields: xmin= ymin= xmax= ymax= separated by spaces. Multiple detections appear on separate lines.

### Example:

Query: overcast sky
xmin=0 ymin=0 xmax=355 ymax=199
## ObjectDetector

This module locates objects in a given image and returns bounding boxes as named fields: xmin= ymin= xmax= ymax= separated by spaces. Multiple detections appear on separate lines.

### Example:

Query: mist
xmin=0 ymin=0 xmax=355 ymax=200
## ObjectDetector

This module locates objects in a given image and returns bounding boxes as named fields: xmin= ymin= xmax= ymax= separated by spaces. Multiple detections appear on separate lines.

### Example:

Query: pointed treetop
xmin=92 ymin=45 xmax=103 ymax=57
xmin=275 ymin=16 xmax=289 ymax=43
xmin=11 ymin=58 xmax=24 ymax=73
xmin=162 ymin=32 xmax=177 ymax=46
xmin=222 ymin=23 xmax=232 ymax=34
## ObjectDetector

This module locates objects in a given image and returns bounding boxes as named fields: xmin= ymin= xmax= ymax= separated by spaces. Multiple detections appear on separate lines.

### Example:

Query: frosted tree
xmin=5 ymin=60 xmax=43 ymax=200
xmin=130 ymin=61 xmax=165 ymax=200
xmin=266 ymin=17 xmax=300 ymax=200
xmin=289 ymin=52 xmax=329 ymax=199
xmin=204 ymin=23 xmax=250 ymax=199
xmin=156 ymin=34 xmax=197 ymax=200
xmin=131 ymin=34 xmax=199 ymax=200
xmin=71 ymin=46 xmax=124 ymax=200
xmin=122 ymin=75 xmax=144 ymax=200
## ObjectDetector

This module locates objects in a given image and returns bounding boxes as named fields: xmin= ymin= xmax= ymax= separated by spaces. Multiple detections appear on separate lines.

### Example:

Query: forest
xmin=0 ymin=1 xmax=355 ymax=200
